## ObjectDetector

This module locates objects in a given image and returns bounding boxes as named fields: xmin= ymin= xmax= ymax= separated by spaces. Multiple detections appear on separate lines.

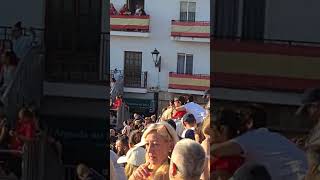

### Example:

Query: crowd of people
xmin=109 ymin=93 xmax=210 ymax=180
xmin=109 ymin=87 xmax=320 ymax=180
xmin=110 ymin=3 xmax=147 ymax=16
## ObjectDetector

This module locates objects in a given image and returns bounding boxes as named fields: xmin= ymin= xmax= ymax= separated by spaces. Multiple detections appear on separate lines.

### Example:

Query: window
xmin=177 ymin=53 xmax=193 ymax=74
xmin=214 ymin=0 xmax=239 ymax=38
xmin=180 ymin=2 xmax=196 ymax=22
xmin=124 ymin=51 xmax=142 ymax=87
xmin=241 ymin=0 xmax=265 ymax=40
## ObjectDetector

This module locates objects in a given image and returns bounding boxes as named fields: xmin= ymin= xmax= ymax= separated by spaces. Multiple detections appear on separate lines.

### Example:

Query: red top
xmin=211 ymin=156 xmax=245 ymax=175
xmin=112 ymin=98 xmax=122 ymax=110
xmin=172 ymin=110 xmax=187 ymax=120
xmin=9 ymin=119 xmax=36 ymax=151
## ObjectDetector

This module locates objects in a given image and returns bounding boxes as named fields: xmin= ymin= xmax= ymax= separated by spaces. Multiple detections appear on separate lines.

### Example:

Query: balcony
xmin=111 ymin=70 xmax=148 ymax=93
xmin=213 ymin=38 xmax=320 ymax=92
xmin=171 ymin=20 xmax=210 ymax=43
xmin=168 ymin=72 xmax=210 ymax=94
xmin=110 ymin=15 xmax=150 ymax=37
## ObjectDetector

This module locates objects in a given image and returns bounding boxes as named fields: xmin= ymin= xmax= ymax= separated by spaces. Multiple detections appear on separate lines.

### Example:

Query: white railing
xmin=0 ymin=48 xmax=44 ymax=127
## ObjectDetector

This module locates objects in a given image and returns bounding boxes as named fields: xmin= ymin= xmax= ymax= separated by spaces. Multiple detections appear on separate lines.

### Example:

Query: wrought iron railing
xmin=110 ymin=70 xmax=148 ymax=88
xmin=124 ymin=71 xmax=148 ymax=88
xmin=0 ymin=133 xmax=63 ymax=180
xmin=0 ymin=26 xmax=45 ymax=49
xmin=1 ymin=48 xmax=44 ymax=128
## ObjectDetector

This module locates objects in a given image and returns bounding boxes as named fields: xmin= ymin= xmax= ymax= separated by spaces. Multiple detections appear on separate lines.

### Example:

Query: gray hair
xmin=171 ymin=139 xmax=206 ymax=179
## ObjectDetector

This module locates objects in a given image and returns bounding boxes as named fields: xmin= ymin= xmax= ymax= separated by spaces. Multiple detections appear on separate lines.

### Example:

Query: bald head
xmin=169 ymin=139 xmax=206 ymax=180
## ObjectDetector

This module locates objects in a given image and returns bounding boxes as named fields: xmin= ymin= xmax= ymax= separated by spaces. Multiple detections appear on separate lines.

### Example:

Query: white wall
xmin=110 ymin=0 xmax=210 ymax=91
xmin=0 ymin=0 xmax=45 ymax=28
xmin=265 ymin=0 xmax=320 ymax=42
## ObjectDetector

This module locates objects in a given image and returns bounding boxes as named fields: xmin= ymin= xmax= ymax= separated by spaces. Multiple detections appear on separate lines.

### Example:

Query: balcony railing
xmin=171 ymin=20 xmax=210 ymax=38
xmin=110 ymin=15 xmax=150 ymax=32
xmin=0 ymin=26 xmax=45 ymax=49
xmin=110 ymin=70 xmax=148 ymax=88
xmin=168 ymin=72 xmax=210 ymax=91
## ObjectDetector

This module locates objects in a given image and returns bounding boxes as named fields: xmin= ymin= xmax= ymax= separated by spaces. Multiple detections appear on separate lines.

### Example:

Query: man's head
xmin=115 ymin=136 xmax=129 ymax=156
xmin=128 ymin=130 xmax=143 ymax=148
xmin=169 ymin=139 xmax=206 ymax=180
xmin=182 ymin=113 xmax=196 ymax=128
xmin=76 ymin=163 xmax=90 ymax=180
xmin=110 ymin=129 xmax=116 ymax=136
xmin=296 ymin=88 xmax=320 ymax=122
xmin=12 ymin=21 xmax=23 ymax=39
xmin=238 ymin=104 xmax=267 ymax=133
xmin=187 ymin=95 xmax=194 ymax=103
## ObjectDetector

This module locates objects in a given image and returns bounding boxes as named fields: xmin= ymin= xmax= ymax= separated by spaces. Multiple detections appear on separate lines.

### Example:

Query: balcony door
xmin=127 ymin=0 xmax=145 ymax=14
xmin=124 ymin=51 xmax=142 ymax=88
xmin=45 ymin=0 xmax=101 ymax=82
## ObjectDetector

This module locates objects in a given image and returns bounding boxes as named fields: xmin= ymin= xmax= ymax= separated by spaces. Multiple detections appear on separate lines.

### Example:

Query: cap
xmin=135 ymin=121 xmax=179 ymax=147
xmin=117 ymin=146 xmax=146 ymax=166
xmin=296 ymin=88 xmax=320 ymax=115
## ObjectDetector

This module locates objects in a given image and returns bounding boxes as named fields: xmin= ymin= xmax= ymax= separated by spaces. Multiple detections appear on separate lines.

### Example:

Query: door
xmin=124 ymin=51 xmax=142 ymax=88
xmin=45 ymin=0 xmax=101 ymax=82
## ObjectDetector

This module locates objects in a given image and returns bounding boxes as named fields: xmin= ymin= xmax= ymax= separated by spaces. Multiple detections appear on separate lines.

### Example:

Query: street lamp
xmin=151 ymin=48 xmax=161 ymax=117
xmin=151 ymin=48 xmax=161 ymax=72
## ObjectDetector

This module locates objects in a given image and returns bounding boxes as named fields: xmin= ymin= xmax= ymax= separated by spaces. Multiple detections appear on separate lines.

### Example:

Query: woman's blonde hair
xmin=125 ymin=163 xmax=138 ymax=179
xmin=202 ymin=115 xmax=213 ymax=138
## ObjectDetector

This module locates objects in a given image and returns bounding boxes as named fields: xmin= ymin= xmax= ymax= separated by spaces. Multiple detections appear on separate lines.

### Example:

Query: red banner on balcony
xmin=110 ymin=15 xmax=150 ymax=31
xmin=171 ymin=20 xmax=210 ymax=38
xmin=169 ymin=72 xmax=210 ymax=91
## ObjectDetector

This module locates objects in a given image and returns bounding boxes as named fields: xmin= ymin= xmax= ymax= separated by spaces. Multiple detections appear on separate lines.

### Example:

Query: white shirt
xmin=183 ymin=102 xmax=206 ymax=124
xmin=110 ymin=150 xmax=127 ymax=180
xmin=231 ymin=128 xmax=307 ymax=180
xmin=12 ymin=35 xmax=33 ymax=59
xmin=174 ymin=120 xmax=184 ymax=137
xmin=1 ymin=65 xmax=15 ymax=89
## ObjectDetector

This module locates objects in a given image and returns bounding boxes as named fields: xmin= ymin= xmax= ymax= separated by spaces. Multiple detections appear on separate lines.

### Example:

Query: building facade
xmin=212 ymin=0 xmax=320 ymax=133
xmin=110 ymin=0 xmax=210 ymax=115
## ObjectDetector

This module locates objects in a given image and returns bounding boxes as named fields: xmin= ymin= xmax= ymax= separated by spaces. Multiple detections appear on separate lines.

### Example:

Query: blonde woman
xmin=129 ymin=121 xmax=179 ymax=180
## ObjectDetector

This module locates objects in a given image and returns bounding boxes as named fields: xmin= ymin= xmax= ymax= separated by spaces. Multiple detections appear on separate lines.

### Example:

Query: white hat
xmin=117 ymin=146 xmax=146 ymax=166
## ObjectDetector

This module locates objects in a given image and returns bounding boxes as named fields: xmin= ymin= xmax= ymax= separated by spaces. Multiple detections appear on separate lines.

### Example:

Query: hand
xmin=131 ymin=162 xmax=151 ymax=180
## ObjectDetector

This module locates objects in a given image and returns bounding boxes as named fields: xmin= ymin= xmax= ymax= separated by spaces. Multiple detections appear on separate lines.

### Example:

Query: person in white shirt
xmin=11 ymin=22 xmax=35 ymax=60
xmin=211 ymin=104 xmax=308 ymax=180
xmin=110 ymin=150 xmax=127 ymax=180
xmin=175 ymin=95 xmax=206 ymax=124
